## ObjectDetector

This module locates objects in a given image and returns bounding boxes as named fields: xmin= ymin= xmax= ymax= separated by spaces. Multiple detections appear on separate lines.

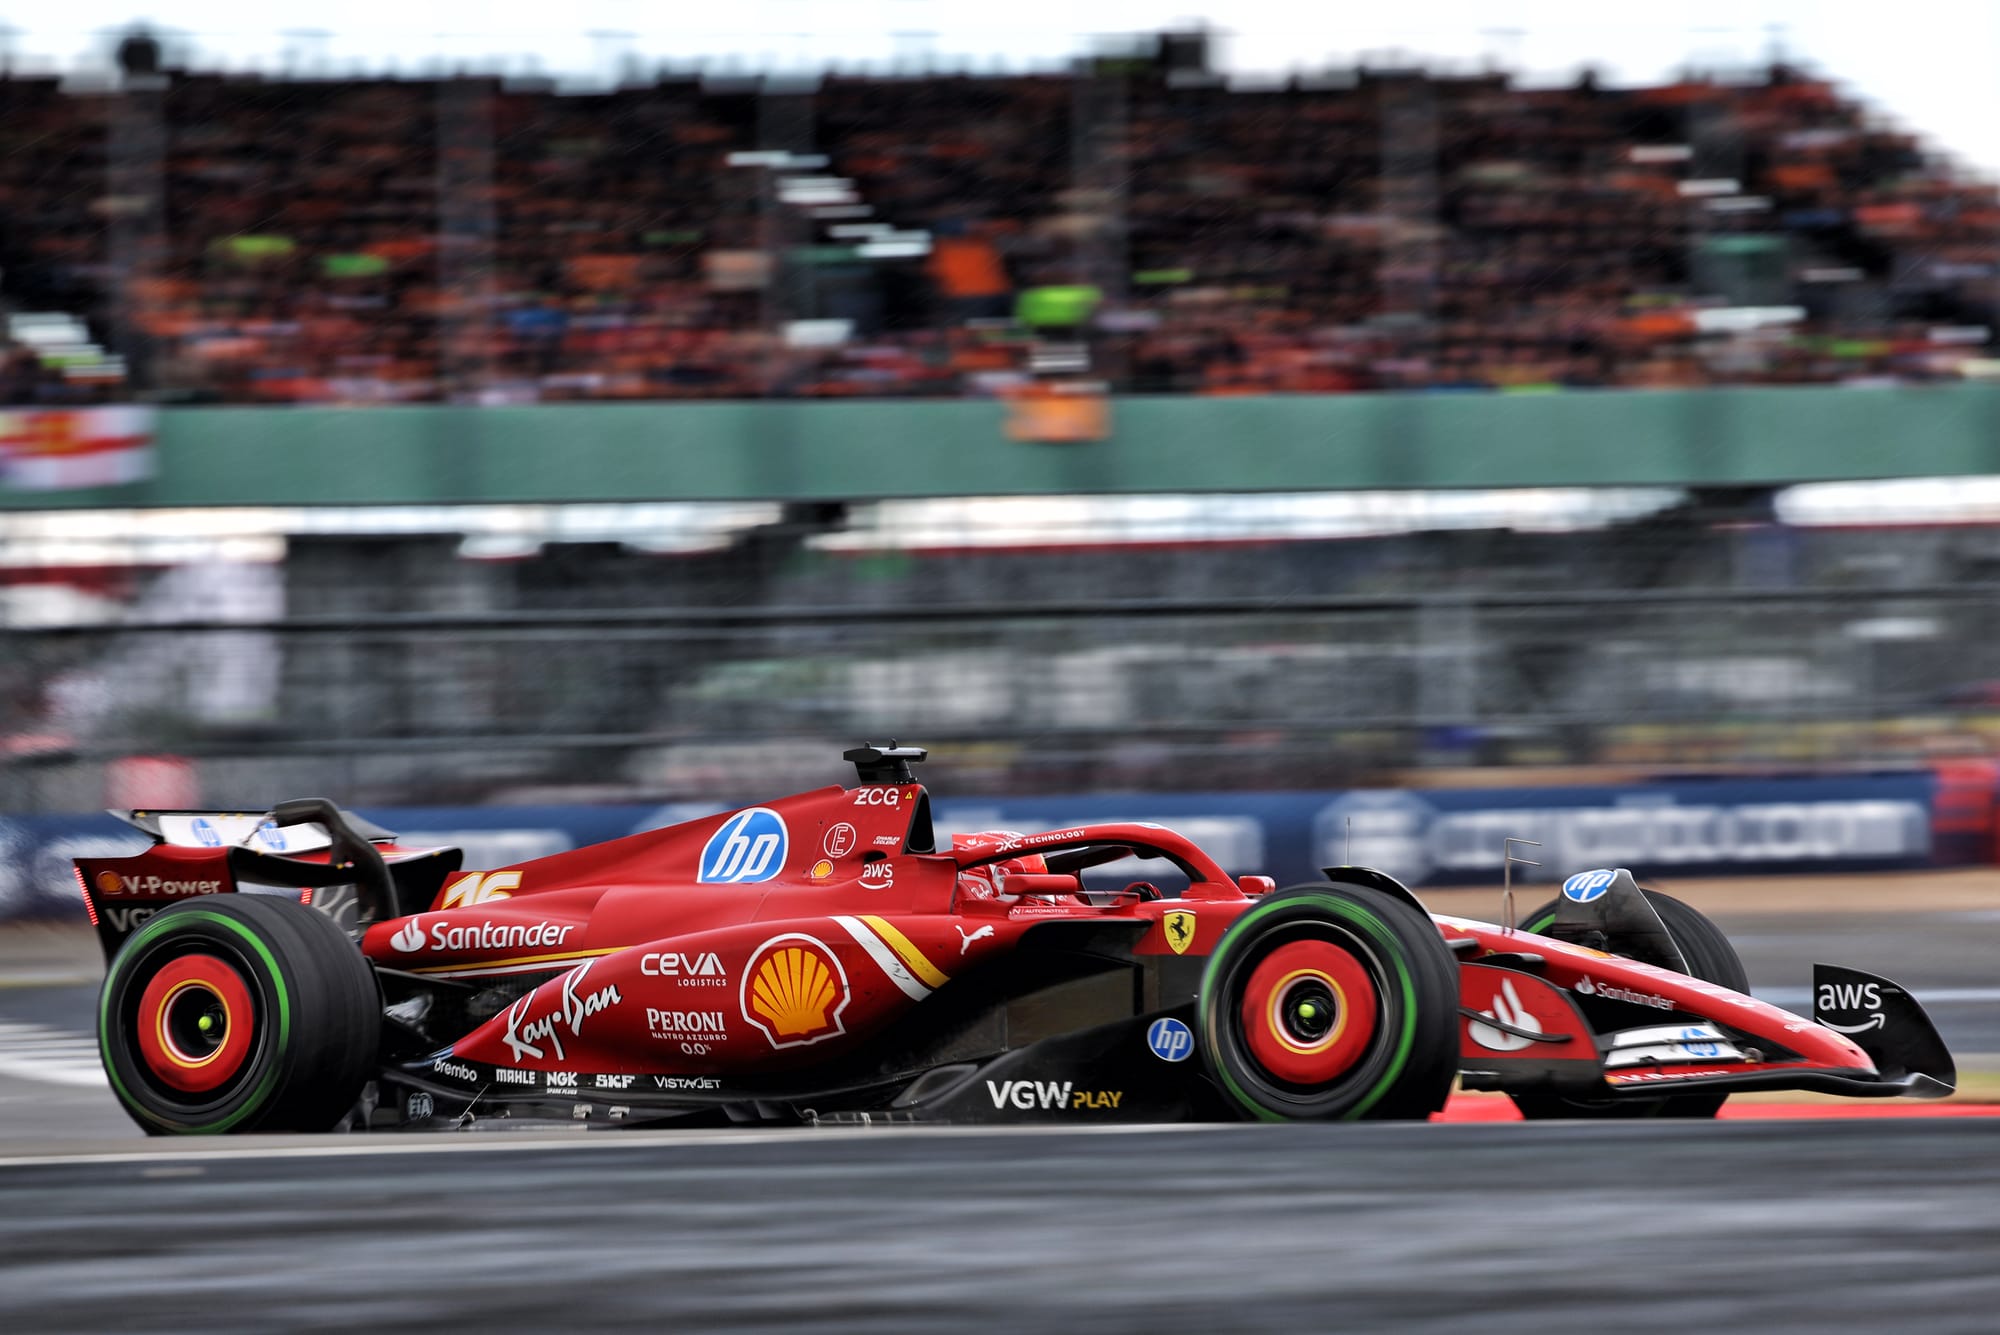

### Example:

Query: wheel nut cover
xmin=134 ymin=953 xmax=257 ymax=1093
xmin=1239 ymin=939 xmax=1379 ymax=1085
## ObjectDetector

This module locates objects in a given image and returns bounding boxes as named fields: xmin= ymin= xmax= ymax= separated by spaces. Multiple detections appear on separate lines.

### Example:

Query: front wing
xmin=1454 ymin=957 xmax=1955 ymax=1104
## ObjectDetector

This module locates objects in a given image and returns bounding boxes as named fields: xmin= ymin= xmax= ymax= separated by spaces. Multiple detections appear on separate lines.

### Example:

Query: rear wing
xmin=112 ymin=803 xmax=398 ymax=856
xmin=77 ymin=798 xmax=461 ymax=961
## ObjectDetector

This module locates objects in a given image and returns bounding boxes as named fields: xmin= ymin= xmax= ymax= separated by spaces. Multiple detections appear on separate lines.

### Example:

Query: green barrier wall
xmin=9 ymin=385 xmax=2000 ymax=508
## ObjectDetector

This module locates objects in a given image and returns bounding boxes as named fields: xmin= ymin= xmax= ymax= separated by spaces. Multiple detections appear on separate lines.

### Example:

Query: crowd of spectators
xmin=2 ymin=42 xmax=1998 ymax=404
xmin=0 ymin=342 xmax=97 ymax=405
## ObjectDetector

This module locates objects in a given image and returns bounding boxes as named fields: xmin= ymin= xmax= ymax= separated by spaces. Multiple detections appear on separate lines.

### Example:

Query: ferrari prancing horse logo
xmin=1163 ymin=909 xmax=1196 ymax=955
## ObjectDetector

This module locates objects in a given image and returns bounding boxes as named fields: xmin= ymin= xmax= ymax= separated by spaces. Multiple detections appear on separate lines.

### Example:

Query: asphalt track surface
xmin=3 ymin=907 xmax=1999 ymax=1331
xmin=6 ymin=1120 xmax=2000 ymax=1333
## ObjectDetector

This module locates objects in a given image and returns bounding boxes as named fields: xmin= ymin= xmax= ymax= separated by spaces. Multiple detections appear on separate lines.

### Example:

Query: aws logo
xmin=699 ymin=809 xmax=789 ymax=884
xmin=741 ymin=933 xmax=849 ymax=1048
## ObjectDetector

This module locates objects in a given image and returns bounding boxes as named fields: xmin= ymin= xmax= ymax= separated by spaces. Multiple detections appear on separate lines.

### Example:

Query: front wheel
xmin=98 ymin=896 xmax=380 ymax=1135
xmin=1512 ymin=887 xmax=1747 ymax=1120
xmin=1199 ymin=884 xmax=1459 ymax=1121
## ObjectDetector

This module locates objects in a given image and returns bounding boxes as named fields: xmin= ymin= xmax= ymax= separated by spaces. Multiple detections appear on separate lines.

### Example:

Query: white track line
xmin=0 ymin=1020 xmax=105 ymax=1088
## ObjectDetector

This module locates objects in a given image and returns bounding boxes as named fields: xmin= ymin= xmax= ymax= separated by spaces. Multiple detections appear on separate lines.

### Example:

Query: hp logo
xmin=1562 ymin=869 xmax=1617 ymax=904
xmin=698 ymin=808 xmax=790 ymax=884
xmin=1146 ymin=1017 xmax=1194 ymax=1063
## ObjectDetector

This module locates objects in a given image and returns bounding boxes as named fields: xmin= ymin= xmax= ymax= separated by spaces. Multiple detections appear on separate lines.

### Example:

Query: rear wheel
xmin=1199 ymin=884 xmax=1458 ymax=1121
xmin=1513 ymin=888 xmax=1746 ymax=1120
xmin=98 ymin=896 xmax=379 ymax=1135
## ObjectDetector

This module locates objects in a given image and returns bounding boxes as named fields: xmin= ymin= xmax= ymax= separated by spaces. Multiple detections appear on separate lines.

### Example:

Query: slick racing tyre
xmin=1514 ymin=888 xmax=1748 ymax=1121
xmin=99 ymin=896 xmax=380 ymax=1135
xmin=1199 ymin=883 xmax=1458 ymax=1121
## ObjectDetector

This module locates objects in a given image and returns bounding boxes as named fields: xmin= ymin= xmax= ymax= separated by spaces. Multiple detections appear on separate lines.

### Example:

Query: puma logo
xmin=955 ymin=924 xmax=995 ymax=955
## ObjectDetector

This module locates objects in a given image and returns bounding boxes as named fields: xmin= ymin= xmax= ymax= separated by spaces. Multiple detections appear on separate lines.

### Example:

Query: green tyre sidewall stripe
xmin=1199 ymin=891 xmax=1420 ymax=1122
xmin=100 ymin=908 xmax=294 ymax=1135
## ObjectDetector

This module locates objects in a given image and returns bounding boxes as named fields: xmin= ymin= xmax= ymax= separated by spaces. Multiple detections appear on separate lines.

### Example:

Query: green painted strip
xmin=16 ymin=385 xmax=2000 ymax=511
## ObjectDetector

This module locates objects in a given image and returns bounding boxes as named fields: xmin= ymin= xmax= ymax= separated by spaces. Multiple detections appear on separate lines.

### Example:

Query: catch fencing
xmin=5 ymin=584 xmax=1998 ymax=813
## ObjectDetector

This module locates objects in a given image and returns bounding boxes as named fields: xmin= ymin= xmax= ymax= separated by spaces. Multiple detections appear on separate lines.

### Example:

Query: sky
xmin=4 ymin=1 xmax=2000 ymax=175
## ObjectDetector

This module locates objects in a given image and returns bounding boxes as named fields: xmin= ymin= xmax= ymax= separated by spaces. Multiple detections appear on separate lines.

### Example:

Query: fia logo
xmin=699 ymin=808 xmax=789 ymax=884
xmin=1146 ymin=1017 xmax=1193 ymax=1063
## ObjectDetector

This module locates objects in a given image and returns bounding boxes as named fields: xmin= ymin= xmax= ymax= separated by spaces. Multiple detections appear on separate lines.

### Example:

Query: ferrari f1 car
xmin=78 ymin=744 xmax=1956 ymax=1133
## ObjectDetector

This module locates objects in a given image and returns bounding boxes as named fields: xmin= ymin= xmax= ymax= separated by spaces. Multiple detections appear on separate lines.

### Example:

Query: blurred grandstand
xmin=2 ymin=29 xmax=1999 ymax=405
xmin=10 ymin=28 xmax=2000 ymax=814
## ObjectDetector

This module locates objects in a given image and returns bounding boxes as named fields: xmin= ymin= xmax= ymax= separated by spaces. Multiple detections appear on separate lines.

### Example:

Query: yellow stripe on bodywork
xmin=858 ymin=914 xmax=950 ymax=989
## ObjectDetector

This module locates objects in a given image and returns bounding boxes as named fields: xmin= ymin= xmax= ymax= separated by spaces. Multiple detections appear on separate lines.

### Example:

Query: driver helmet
xmin=951 ymin=830 xmax=1049 ymax=900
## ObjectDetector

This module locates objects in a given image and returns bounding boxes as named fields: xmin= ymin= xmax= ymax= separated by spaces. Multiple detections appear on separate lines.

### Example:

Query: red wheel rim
xmin=1238 ymin=939 xmax=1378 ymax=1086
xmin=134 ymin=953 xmax=256 ymax=1093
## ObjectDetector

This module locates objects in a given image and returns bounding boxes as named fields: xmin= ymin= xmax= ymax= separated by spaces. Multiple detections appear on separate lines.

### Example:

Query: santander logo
xmin=391 ymin=919 xmax=426 ymax=953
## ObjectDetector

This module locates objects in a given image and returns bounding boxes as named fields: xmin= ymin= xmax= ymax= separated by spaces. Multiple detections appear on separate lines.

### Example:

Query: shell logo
xmin=95 ymin=870 xmax=123 ymax=895
xmin=741 ymin=933 xmax=850 ymax=1049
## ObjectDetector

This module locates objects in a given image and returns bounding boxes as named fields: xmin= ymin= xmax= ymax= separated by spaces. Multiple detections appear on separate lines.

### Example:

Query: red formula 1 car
xmin=78 ymin=745 xmax=1956 ymax=1134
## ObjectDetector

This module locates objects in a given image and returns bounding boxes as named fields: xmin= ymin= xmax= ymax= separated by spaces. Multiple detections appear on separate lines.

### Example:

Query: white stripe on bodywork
xmin=830 ymin=915 xmax=931 ymax=1001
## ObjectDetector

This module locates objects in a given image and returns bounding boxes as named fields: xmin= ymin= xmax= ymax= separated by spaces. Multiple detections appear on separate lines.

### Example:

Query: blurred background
xmin=8 ymin=2 xmax=2000 ymax=912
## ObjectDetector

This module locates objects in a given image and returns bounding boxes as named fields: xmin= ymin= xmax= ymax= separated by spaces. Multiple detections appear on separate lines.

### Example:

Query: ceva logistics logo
xmin=698 ymin=808 xmax=789 ymax=884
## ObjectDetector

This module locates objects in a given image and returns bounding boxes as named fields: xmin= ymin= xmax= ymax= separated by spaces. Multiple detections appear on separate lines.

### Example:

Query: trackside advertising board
xmin=0 ymin=774 xmax=1941 ymax=923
